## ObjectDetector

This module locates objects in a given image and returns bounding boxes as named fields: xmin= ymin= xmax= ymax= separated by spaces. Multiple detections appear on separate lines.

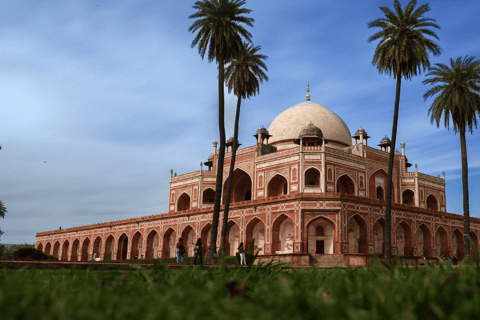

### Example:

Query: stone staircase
xmin=311 ymin=254 xmax=347 ymax=267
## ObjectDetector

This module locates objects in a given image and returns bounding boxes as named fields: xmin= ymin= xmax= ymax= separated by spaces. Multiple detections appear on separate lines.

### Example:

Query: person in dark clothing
xmin=176 ymin=238 xmax=185 ymax=263
xmin=238 ymin=242 xmax=246 ymax=266
xmin=193 ymin=238 xmax=203 ymax=266
xmin=452 ymin=255 xmax=458 ymax=265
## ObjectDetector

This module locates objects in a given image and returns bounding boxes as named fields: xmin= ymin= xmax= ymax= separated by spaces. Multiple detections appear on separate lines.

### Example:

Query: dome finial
xmin=306 ymin=82 xmax=310 ymax=101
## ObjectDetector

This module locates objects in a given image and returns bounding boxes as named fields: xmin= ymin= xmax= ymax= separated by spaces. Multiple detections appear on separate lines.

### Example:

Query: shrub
xmin=12 ymin=247 xmax=49 ymax=260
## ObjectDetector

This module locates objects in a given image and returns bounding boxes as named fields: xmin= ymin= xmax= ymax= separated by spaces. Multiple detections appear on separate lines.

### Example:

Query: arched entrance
xmin=71 ymin=239 xmax=80 ymax=262
xmin=53 ymin=241 xmax=60 ymax=258
xmin=435 ymin=227 xmax=448 ymax=257
xmin=226 ymin=222 xmax=240 ymax=256
xmin=93 ymin=237 xmax=102 ymax=260
xmin=272 ymin=215 xmax=294 ymax=253
xmin=44 ymin=242 xmax=51 ymax=256
xmin=307 ymin=218 xmax=334 ymax=254
xmin=181 ymin=226 xmax=196 ymax=257
xmin=81 ymin=238 xmax=90 ymax=262
xmin=267 ymin=174 xmax=288 ymax=198
xmin=469 ymin=231 xmax=479 ymax=259
xmin=163 ymin=228 xmax=176 ymax=258
xmin=61 ymin=240 xmax=69 ymax=261
xmin=347 ymin=215 xmax=368 ymax=253
xmin=131 ymin=232 xmax=143 ymax=259
xmin=104 ymin=235 xmax=114 ymax=260
xmin=223 ymin=169 xmax=252 ymax=203
xmin=337 ymin=175 xmax=355 ymax=195
xmin=202 ymin=188 xmax=215 ymax=205
xmin=245 ymin=218 xmax=265 ymax=255
xmin=304 ymin=168 xmax=320 ymax=187
xmin=373 ymin=219 xmax=385 ymax=254
xmin=416 ymin=224 xmax=431 ymax=257
xmin=426 ymin=194 xmax=438 ymax=211
xmin=146 ymin=230 xmax=159 ymax=259
xmin=402 ymin=189 xmax=415 ymax=206
xmin=201 ymin=224 xmax=212 ymax=255
xmin=37 ymin=243 xmax=43 ymax=251
xmin=396 ymin=221 xmax=413 ymax=256
xmin=116 ymin=234 xmax=128 ymax=260
xmin=177 ymin=193 xmax=191 ymax=211
xmin=452 ymin=229 xmax=464 ymax=259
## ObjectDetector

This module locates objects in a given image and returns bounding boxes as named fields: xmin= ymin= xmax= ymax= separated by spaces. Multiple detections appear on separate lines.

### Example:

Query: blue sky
xmin=1 ymin=0 xmax=479 ymax=244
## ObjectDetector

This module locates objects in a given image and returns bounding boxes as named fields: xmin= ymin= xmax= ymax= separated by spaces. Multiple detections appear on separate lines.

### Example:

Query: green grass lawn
xmin=1 ymin=258 xmax=479 ymax=320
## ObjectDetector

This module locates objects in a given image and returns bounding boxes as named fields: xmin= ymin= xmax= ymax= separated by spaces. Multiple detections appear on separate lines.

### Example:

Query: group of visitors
xmin=439 ymin=254 xmax=458 ymax=265
xmin=175 ymin=238 xmax=248 ymax=266
xmin=133 ymin=254 xmax=144 ymax=259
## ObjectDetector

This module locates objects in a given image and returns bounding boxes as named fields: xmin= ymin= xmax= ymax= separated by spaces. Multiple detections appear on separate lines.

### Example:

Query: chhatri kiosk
xmin=36 ymin=87 xmax=480 ymax=267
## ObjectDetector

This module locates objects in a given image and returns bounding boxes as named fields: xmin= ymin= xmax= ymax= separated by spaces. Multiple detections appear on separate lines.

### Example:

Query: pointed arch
xmin=181 ymin=225 xmax=196 ymax=257
xmin=452 ymin=229 xmax=464 ymax=259
xmin=81 ymin=238 xmax=91 ymax=261
xmin=245 ymin=217 xmax=265 ymax=255
xmin=336 ymin=173 xmax=356 ymax=196
xmin=267 ymin=174 xmax=288 ymax=198
xmin=163 ymin=227 xmax=176 ymax=258
xmin=202 ymin=188 xmax=215 ymax=205
xmin=201 ymin=223 xmax=212 ymax=255
xmin=347 ymin=214 xmax=368 ymax=253
xmin=146 ymin=230 xmax=159 ymax=259
xmin=415 ymin=224 xmax=432 ymax=257
xmin=402 ymin=189 xmax=415 ymax=206
xmin=226 ymin=221 xmax=240 ymax=256
xmin=104 ymin=234 xmax=114 ymax=260
xmin=131 ymin=232 xmax=143 ymax=259
xmin=92 ymin=236 xmax=102 ymax=261
xmin=61 ymin=240 xmax=70 ymax=261
xmin=272 ymin=214 xmax=294 ymax=253
xmin=37 ymin=243 xmax=44 ymax=252
xmin=435 ymin=226 xmax=448 ymax=257
xmin=222 ymin=168 xmax=253 ymax=204
xmin=426 ymin=194 xmax=438 ymax=211
xmin=177 ymin=192 xmax=191 ymax=212
xmin=304 ymin=167 xmax=320 ymax=187
xmin=395 ymin=221 xmax=413 ymax=256
xmin=44 ymin=242 xmax=52 ymax=255
xmin=368 ymin=168 xmax=395 ymax=202
xmin=71 ymin=238 xmax=80 ymax=262
xmin=469 ymin=231 xmax=479 ymax=259
xmin=116 ymin=233 xmax=128 ymax=260
xmin=373 ymin=218 xmax=385 ymax=254
xmin=53 ymin=241 xmax=60 ymax=258
xmin=306 ymin=217 xmax=335 ymax=254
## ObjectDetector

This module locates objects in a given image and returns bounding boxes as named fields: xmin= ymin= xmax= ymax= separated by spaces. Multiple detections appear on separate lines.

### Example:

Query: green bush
xmin=11 ymin=247 xmax=56 ymax=261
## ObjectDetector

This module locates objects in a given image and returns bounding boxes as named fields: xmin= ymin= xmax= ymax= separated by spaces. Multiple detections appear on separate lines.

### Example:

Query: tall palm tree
xmin=368 ymin=0 xmax=440 ymax=259
xmin=423 ymin=56 xmax=480 ymax=259
xmin=219 ymin=43 xmax=268 ymax=256
xmin=189 ymin=0 xmax=253 ymax=262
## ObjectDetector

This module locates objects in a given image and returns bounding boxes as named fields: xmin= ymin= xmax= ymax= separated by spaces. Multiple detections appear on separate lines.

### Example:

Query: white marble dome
xmin=268 ymin=101 xmax=352 ymax=147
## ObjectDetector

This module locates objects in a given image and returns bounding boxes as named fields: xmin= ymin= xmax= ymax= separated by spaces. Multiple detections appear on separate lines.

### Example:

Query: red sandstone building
xmin=36 ymin=91 xmax=480 ymax=266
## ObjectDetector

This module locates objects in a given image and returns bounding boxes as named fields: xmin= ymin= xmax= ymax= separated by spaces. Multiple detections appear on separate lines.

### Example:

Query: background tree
xmin=219 ymin=42 xmax=268 ymax=256
xmin=423 ymin=56 xmax=480 ymax=259
xmin=368 ymin=0 xmax=440 ymax=259
xmin=189 ymin=0 xmax=253 ymax=262
xmin=0 ymin=200 xmax=7 ymax=241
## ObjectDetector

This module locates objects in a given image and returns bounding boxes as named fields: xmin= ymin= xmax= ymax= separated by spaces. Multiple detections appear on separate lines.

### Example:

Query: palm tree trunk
xmin=208 ymin=55 xmax=226 ymax=264
xmin=459 ymin=126 xmax=471 ymax=259
xmin=385 ymin=71 xmax=402 ymax=260
xmin=219 ymin=94 xmax=242 ymax=257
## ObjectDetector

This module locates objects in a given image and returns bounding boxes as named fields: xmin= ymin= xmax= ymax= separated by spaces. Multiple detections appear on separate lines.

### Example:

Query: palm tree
xmin=368 ymin=0 xmax=440 ymax=259
xmin=219 ymin=43 xmax=268 ymax=256
xmin=423 ymin=56 xmax=480 ymax=259
xmin=189 ymin=0 xmax=253 ymax=262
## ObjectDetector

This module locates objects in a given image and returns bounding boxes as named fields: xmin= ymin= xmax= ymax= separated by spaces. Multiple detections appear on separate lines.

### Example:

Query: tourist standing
xmin=193 ymin=238 xmax=203 ymax=266
xmin=238 ymin=242 xmax=246 ymax=266
xmin=176 ymin=238 xmax=185 ymax=264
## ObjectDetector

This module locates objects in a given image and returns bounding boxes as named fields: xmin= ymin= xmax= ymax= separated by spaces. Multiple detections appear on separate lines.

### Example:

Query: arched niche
xmin=307 ymin=218 xmax=334 ymax=254
xmin=104 ymin=235 xmax=114 ymax=260
xmin=396 ymin=221 xmax=413 ymax=256
xmin=71 ymin=239 xmax=80 ymax=262
xmin=223 ymin=169 xmax=252 ymax=204
xmin=245 ymin=218 xmax=265 ymax=255
xmin=416 ymin=224 xmax=432 ymax=257
xmin=376 ymin=186 xmax=384 ymax=201
xmin=226 ymin=222 xmax=240 ymax=256
xmin=146 ymin=230 xmax=159 ymax=259
xmin=347 ymin=215 xmax=368 ymax=253
xmin=337 ymin=174 xmax=355 ymax=196
xmin=272 ymin=215 xmax=294 ymax=253
xmin=452 ymin=229 xmax=464 ymax=259
xmin=93 ymin=237 xmax=102 ymax=260
xmin=81 ymin=238 xmax=90 ymax=262
xmin=177 ymin=193 xmax=191 ymax=212
xmin=426 ymin=194 xmax=438 ymax=211
xmin=267 ymin=174 xmax=288 ymax=198
xmin=37 ymin=243 xmax=43 ymax=251
xmin=402 ymin=189 xmax=415 ymax=206
xmin=131 ymin=232 xmax=143 ymax=259
xmin=44 ymin=242 xmax=51 ymax=256
xmin=304 ymin=168 xmax=320 ymax=187
xmin=53 ymin=241 xmax=60 ymax=259
xmin=201 ymin=224 xmax=212 ymax=255
xmin=373 ymin=218 xmax=385 ymax=254
xmin=116 ymin=234 xmax=128 ymax=260
xmin=435 ymin=227 xmax=448 ymax=257
xmin=202 ymin=188 xmax=215 ymax=205
xmin=163 ymin=228 xmax=177 ymax=259
xmin=368 ymin=169 xmax=394 ymax=202
xmin=181 ymin=226 xmax=196 ymax=257
xmin=61 ymin=240 xmax=70 ymax=261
